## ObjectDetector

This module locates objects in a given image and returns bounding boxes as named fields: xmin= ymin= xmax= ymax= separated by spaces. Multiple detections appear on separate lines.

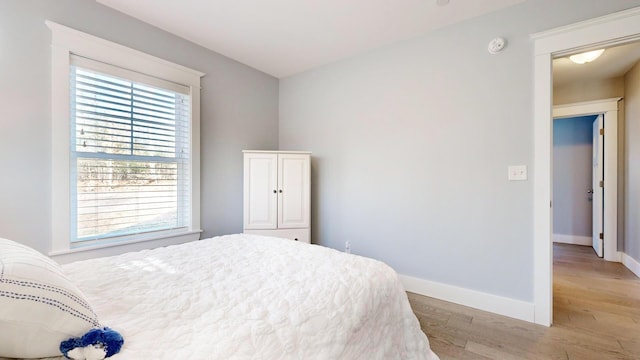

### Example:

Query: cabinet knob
xmin=279 ymin=189 xmax=283 ymax=193
xmin=273 ymin=190 xmax=277 ymax=193
xmin=294 ymin=238 xmax=298 ymax=241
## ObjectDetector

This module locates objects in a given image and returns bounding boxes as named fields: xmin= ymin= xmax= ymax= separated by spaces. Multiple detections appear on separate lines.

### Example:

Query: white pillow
xmin=0 ymin=238 xmax=100 ymax=358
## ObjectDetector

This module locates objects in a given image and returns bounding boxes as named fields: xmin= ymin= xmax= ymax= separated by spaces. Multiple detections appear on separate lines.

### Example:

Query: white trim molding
xmin=47 ymin=20 xmax=204 ymax=256
xmin=553 ymin=234 xmax=591 ymax=246
xmin=531 ymin=6 xmax=640 ymax=326
xmin=622 ymin=253 xmax=640 ymax=279
xmin=554 ymin=98 xmax=621 ymax=118
xmin=50 ymin=231 xmax=202 ymax=264
xmin=399 ymin=274 xmax=535 ymax=323
xmin=45 ymin=21 xmax=204 ymax=86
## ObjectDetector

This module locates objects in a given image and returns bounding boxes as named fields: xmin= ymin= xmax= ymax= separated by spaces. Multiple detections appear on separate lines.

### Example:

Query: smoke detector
xmin=488 ymin=37 xmax=507 ymax=54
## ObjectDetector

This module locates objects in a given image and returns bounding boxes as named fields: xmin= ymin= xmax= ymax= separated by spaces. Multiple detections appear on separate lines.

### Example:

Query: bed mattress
xmin=58 ymin=234 xmax=438 ymax=359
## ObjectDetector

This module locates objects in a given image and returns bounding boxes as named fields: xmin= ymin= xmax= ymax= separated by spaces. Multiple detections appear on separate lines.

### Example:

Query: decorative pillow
xmin=0 ymin=238 xmax=100 ymax=358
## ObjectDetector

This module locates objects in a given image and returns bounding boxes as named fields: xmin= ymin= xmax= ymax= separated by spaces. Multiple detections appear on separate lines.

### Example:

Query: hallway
xmin=552 ymin=243 xmax=640 ymax=357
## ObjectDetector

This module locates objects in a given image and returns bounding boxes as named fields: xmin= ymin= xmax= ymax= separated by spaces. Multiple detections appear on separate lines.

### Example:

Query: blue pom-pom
xmin=60 ymin=327 xmax=124 ymax=359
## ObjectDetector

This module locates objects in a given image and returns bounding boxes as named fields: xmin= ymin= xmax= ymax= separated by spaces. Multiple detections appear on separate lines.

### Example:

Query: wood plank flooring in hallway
xmin=408 ymin=243 xmax=640 ymax=359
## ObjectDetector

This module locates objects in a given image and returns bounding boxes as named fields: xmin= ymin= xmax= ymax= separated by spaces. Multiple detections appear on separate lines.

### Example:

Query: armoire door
xmin=244 ymin=153 xmax=278 ymax=229
xmin=277 ymin=154 xmax=310 ymax=229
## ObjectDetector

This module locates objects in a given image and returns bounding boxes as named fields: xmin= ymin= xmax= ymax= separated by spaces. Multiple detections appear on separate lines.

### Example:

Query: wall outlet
xmin=345 ymin=241 xmax=351 ymax=254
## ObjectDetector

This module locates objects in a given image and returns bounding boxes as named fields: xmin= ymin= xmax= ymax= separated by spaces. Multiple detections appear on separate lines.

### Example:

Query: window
xmin=70 ymin=58 xmax=191 ymax=244
xmin=48 ymin=21 xmax=203 ymax=255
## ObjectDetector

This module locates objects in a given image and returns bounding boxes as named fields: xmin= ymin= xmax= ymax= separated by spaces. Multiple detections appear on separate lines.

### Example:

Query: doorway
xmin=552 ymin=99 xmax=622 ymax=261
xmin=532 ymin=8 xmax=640 ymax=326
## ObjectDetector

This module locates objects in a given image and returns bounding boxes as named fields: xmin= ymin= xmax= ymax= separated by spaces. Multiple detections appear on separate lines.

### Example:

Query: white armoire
xmin=243 ymin=150 xmax=311 ymax=243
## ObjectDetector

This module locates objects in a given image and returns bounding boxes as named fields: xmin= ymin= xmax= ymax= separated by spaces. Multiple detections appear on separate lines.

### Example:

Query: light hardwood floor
xmin=408 ymin=243 xmax=640 ymax=359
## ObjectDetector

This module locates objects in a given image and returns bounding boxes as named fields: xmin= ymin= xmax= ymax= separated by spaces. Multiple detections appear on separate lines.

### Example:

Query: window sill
xmin=49 ymin=230 xmax=202 ymax=264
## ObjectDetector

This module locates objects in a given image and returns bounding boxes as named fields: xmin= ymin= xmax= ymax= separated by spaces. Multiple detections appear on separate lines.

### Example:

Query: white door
xmin=592 ymin=115 xmax=604 ymax=258
xmin=244 ymin=153 xmax=278 ymax=229
xmin=278 ymin=154 xmax=310 ymax=229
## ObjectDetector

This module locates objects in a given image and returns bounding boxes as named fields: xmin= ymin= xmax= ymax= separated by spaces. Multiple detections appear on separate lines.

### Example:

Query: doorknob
xmin=587 ymin=189 xmax=594 ymax=194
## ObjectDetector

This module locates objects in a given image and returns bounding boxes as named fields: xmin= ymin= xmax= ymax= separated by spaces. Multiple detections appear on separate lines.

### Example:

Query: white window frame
xmin=47 ymin=21 xmax=204 ymax=257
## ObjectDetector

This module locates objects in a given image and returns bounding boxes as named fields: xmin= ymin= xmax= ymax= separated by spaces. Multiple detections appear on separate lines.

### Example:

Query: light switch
xmin=508 ymin=165 xmax=527 ymax=181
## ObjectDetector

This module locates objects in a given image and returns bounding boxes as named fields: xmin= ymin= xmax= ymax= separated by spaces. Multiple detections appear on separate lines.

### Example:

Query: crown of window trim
xmin=46 ymin=20 xmax=205 ymax=87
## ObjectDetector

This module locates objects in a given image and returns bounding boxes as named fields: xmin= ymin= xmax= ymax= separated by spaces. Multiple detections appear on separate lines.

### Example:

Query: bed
xmin=1 ymin=234 xmax=438 ymax=359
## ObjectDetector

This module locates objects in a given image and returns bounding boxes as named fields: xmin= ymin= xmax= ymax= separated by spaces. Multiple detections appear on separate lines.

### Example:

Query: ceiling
xmin=553 ymin=41 xmax=640 ymax=87
xmin=96 ymin=0 xmax=525 ymax=78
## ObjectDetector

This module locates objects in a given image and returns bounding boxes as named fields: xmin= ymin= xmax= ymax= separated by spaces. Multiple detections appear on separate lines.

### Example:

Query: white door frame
xmin=553 ymin=99 xmax=621 ymax=260
xmin=531 ymin=6 xmax=640 ymax=326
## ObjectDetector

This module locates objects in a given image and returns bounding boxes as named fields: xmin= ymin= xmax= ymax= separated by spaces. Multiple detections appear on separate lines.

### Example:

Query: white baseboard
xmin=553 ymin=233 xmax=591 ymax=246
xmin=622 ymin=252 xmax=640 ymax=278
xmin=399 ymin=274 xmax=535 ymax=323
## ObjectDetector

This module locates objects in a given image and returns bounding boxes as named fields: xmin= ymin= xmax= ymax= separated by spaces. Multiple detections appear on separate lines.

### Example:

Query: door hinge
xmin=599 ymin=180 xmax=604 ymax=188
xmin=599 ymin=128 xmax=604 ymax=135
xmin=599 ymin=232 xmax=604 ymax=240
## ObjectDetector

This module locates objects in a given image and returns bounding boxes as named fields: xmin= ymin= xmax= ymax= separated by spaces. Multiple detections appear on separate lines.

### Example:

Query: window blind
xmin=70 ymin=57 xmax=191 ymax=243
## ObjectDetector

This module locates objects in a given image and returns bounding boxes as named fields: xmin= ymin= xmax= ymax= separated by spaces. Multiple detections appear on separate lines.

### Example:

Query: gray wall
xmin=0 ymin=0 xmax=279 ymax=253
xmin=553 ymin=116 xmax=597 ymax=238
xmin=625 ymin=61 xmax=640 ymax=261
xmin=279 ymin=0 xmax=640 ymax=301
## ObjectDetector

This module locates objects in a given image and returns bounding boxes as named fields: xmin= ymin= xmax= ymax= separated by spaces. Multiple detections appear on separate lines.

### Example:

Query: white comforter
xmin=61 ymin=234 xmax=438 ymax=360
